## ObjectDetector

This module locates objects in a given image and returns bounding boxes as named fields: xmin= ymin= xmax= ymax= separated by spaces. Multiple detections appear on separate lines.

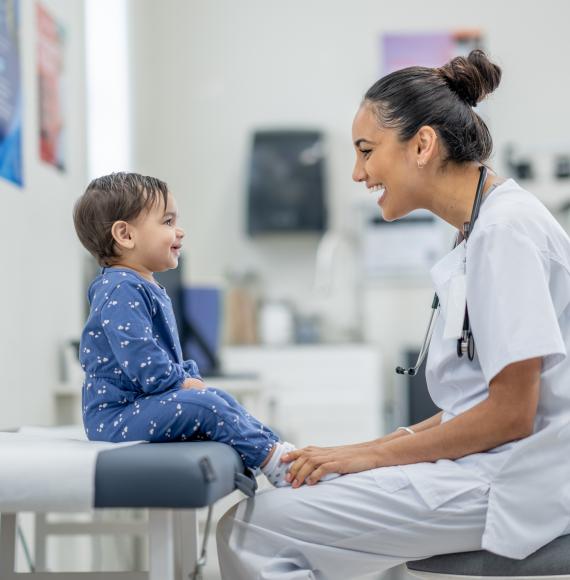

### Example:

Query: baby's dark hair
xmin=73 ymin=172 xmax=169 ymax=267
xmin=364 ymin=49 xmax=502 ymax=164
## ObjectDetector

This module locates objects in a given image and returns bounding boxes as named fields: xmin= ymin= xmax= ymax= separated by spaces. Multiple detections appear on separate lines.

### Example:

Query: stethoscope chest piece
xmin=468 ymin=335 xmax=475 ymax=360
xmin=457 ymin=331 xmax=475 ymax=360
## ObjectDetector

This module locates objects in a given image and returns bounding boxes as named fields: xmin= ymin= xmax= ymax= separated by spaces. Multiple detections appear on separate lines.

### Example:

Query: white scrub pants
xmin=217 ymin=468 xmax=489 ymax=580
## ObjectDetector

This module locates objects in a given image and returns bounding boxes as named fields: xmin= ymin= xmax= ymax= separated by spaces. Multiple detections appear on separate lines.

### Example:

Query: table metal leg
xmin=174 ymin=510 xmax=198 ymax=579
xmin=1 ymin=509 xmax=201 ymax=580
xmin=34 ymin=513 xmax=47 ymax=571
xmin=148 ymin=510 xmax=175 ymax=580
xmin=1 ymin=513 xmax=17 ymax=576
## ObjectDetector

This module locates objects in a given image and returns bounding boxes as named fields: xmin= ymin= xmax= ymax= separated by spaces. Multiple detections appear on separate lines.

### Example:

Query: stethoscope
xmin=396 ymin=165 xmax=488 ymax=376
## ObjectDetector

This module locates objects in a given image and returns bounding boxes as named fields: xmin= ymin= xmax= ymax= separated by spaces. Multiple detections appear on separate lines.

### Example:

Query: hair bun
xmin=438 ymin=49 xmax=501 ymax=107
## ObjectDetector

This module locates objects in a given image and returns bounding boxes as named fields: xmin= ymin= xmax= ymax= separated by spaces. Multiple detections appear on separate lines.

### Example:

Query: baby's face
xmin=129 ymin=191 xmax=184 ymax=274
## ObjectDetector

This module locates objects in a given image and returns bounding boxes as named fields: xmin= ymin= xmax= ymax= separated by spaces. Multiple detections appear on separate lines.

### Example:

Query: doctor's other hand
xmin=282 ymin=444 xmax=378 ymax=488
xmin=181 ymin=377 xmax=207 ymax=390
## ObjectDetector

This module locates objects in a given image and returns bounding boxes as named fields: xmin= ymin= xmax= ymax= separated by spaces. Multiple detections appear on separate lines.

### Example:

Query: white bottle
xmin=259 ymin=301 xmax=294 ymax=346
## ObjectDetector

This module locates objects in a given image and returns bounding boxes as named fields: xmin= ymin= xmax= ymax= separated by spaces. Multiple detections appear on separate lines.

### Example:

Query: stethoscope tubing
xmin=396 ymin=165 xmax=488 ymax=376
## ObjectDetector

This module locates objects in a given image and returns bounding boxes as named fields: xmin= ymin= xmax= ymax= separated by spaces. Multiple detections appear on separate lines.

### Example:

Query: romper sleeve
xmin=466 ymin=223 xmax=566 ymax=385
xmin=183 ymin=359 xmax=202 ymax=379
xmin=101 ymin=282 xmax=187 ymax=394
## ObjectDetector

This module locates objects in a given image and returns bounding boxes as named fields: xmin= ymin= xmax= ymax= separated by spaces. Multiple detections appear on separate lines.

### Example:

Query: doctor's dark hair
xmin=73 ymin=172 xmax=169 ymax=267
xmin=364 ymin=49 xmax=502 ymax=164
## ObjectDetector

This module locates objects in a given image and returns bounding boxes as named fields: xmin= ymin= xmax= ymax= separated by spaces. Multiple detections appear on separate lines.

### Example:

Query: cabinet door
xmin=221 ymin=346 xmax=383 ymax=447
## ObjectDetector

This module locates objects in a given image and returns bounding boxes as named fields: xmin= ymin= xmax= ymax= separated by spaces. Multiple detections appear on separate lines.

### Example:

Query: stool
xmin=407 ymin=534 xmax=570 ymax=580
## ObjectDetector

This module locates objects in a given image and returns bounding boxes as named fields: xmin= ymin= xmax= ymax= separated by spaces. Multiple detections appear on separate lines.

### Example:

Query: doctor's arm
xmin=345 ymin=410 xmax=444 ymax=451
xmin=408 ymin=410 xmax=444 ymax=434
xmin=284 ymin=357 xmax=541 ymax=487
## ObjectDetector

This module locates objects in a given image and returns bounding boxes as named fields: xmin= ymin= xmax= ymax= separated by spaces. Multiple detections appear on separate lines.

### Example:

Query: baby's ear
xmin=111 ymin=220 xmax=135 ymax=250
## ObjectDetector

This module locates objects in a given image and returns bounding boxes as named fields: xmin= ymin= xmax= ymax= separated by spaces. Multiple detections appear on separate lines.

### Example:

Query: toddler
xmin=73 ymin=172 xmax=321 ymax=487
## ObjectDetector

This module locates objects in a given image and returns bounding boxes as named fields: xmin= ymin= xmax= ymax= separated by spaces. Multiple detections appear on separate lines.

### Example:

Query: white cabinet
xmin=221 ymin=345 xmax=383 ymax=447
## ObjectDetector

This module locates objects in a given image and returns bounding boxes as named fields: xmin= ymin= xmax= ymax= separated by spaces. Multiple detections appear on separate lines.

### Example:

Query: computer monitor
xmin=405 ymin=350 xmax=440 ymax=424
xmin=155 ymin=258 xmax=221 ymax=376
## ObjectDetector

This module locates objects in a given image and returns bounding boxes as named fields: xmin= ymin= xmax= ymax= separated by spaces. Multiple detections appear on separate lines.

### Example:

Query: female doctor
xmin=217 ymin=50 xmax=570 ymax=579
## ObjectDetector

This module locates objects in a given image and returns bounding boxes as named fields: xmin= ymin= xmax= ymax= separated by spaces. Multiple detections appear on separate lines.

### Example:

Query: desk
xmin=221 ymin=344 xmax=384 ymax=447
xmin=53 ymin=375 xmax=269 ymax=428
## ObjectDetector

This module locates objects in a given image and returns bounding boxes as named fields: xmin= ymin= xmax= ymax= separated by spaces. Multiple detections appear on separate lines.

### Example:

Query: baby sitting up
xmin=73 ymin=172 xmax=338 ymax=487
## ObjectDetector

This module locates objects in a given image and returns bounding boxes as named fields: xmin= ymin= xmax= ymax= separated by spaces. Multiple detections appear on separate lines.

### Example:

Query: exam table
xmin=0 ymin=440 xmax=256 ymax=580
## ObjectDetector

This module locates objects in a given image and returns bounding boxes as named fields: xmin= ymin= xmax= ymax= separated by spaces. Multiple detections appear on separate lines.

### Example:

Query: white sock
xmin=261 ymin=441 xmax=295 ymax=487
xmin=261 ymin=441 xmax=341 ymax=487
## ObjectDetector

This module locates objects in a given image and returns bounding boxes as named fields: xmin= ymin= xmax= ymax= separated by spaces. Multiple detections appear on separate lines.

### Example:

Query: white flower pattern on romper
xmin=79 ymin=269 xmax=278 ymax=471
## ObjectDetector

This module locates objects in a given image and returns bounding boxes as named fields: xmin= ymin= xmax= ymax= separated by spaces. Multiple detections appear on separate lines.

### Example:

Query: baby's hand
xmin=182 ymin=377 xmax=206 ymax=390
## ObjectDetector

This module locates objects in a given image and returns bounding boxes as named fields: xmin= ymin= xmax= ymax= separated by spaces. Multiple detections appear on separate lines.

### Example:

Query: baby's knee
xmin=205 ymin=386 xmax=231 ymax=399
xmin=176 ymin=387 xmax=219 ymax=405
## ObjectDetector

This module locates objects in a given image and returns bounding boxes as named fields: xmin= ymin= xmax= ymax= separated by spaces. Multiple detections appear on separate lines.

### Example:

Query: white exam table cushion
xmin=1 ymin=428 xmax=256 ymax=513
xmin=0 ymin=429 xmax=139 ymax=512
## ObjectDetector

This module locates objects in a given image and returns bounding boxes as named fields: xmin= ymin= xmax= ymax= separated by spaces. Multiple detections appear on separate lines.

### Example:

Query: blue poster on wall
xmin=0 ymin=0 xmax=22 ymax=187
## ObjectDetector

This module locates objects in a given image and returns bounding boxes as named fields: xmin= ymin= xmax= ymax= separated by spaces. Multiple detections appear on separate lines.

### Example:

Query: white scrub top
xmin=400 ymin=179 xmax=570 ymax=559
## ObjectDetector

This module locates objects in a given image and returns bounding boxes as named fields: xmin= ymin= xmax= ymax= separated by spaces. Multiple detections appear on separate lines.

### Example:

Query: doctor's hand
xmin=282 ymin=444 xmax=379 ymax=488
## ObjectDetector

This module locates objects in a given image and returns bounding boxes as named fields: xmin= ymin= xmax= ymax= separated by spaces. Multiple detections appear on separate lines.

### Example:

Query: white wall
xmin=126 ymin=0 xmax=570 ymax=267
xmin=0 ymin=0 xmax=86 ymax=429
xmin=85 ymin=0 xmax=130 ymax=177
xmin=125 ymin=0 xmax=570 ymax=423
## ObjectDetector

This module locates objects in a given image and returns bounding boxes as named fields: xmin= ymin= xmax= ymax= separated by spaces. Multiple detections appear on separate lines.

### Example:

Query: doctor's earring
xmin=417 ymin=161 xmax=425 ymax=169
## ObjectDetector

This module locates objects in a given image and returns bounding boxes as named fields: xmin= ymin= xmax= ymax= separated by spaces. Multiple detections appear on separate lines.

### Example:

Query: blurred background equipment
xmin=224 ymin=270 xmax=259 ymax=346
xmin=362 ymin=210 xmax=446 ymax=277
xmin=258 ymin=300 xmax=295 ymax=346
xmin=155 ymin=258 xmax=222 ymax=376
xmin=247 ymin=130 xmax=327 ymax=235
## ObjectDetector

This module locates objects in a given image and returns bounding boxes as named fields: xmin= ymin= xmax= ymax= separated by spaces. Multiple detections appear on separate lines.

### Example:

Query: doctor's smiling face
xmin=354 ymin=53 xmax=502 ymax=227
xmin=352 ymin=104 xmax=434 ymax=222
